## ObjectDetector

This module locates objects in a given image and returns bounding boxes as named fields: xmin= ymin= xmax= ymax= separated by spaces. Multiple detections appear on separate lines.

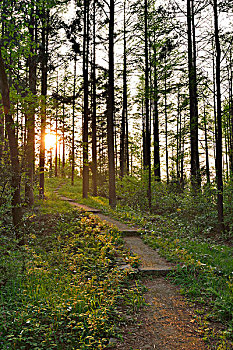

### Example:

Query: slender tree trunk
xmin=144 ymin=0 xmax=151 ymax=208
xmin=180 ymin=113 xmax=185 ymax=188
xmin=107 ymin=0 xmax=116 ymax=207
xmin=55 ymin=70 xmax=58 ymax=177
xmin=120 ymin=0 xmax=127 ymax=178
xmin=71 ymin=54 xmax=76 ymax=185
xmin=92 ymin=0 xmax=97 ymax=195
xmin=164 ymin=54 xmax=169 ymax=184
xmin=203 ymin=106 xmax=210 ymax=184
xmin=25 ymin=1 xmax=36 ymax=205
xmin=224 ymin=123 xmax=228 ymax=180
xmin=213 ymin=0 xmax=224 ymax=228
xmin=0 ymin=47 xmax=22 ymax=234
xmin=176 ymin=89 xmax=180 ymax=181
xmin=187 ymin=0 xmax=200 ymax=190
xmin=62 ymin=89 xmax=65 ymax=177
xmin=83 ymin=0 xmax=89 ymax=198
xmin=142 ymin=98 xmax=146 ymax=170
xmin=229 ymin=51 xmax=233 ymax=176
xmin=153 ymin=42 xmax=160 ymax=181
xmin=39 ymin=5 xmax=48 ymax=199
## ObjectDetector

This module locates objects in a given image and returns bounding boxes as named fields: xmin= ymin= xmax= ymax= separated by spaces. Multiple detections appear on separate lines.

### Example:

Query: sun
xmin=45 ymin=133 xmax=57 ymax=150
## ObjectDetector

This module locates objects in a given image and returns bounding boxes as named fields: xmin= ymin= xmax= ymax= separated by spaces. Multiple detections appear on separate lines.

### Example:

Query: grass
xmin=0 ymin=181 xmax=144 ymax=350
xmin=49 ymin=175 xmax=233 ymax=348
xmin=46 ymin=177 xmax=109 ymax=210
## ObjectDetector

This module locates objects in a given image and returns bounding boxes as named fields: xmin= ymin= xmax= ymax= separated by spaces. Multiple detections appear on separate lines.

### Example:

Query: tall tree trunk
xmin=204 ymin=106 xmax=210 ymax=184
xmin=83 ymin=0 xmax=89 ymax=198
xmin=153 ymin=42 xmax=160 ymax=181
xmin=180 ymin=113 xmax=185 ymax=188
xmin=176 ymin=89 xmax=180 ymax=181
xmin=55 ymin=70 xmax=58 ymax=177
xmin=144 ymin=0 xmax=151 ymax=208
xmin=229 ymin=51 xmax=233 ymax=177
xmin=62 ymin=88 xmax=65 ymax=177
xmin=0 ymin=47 xmax=22 ymax=234
xmin=187 ymin=0 xmax=200 ymax=190
xmin=92 ymin=0 xmax=97 ymax=195
xmin=120 ymin=0 xmax=127 ymax=178
xmin=25 ymin=0 xmax=36 ymax=205
xmin=39 ymin=5 xmax=48 ymax=199
xmin=164 ymin=53 xmax=169 ymax=184
xmin=213 ymin=0 xmax=224 ymax=228
xmin=71 ymin=54 xmax=76 ymax=185
xmin=107 ymin=0 xmax=116 ymax=207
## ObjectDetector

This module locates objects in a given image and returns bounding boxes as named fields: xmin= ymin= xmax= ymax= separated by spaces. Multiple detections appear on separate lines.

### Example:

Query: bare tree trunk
xmin=71 ymin=54 xmax=76 ymax=185
xmin=153 ymin=41 xmax=160 ymax=181
xmin=213 ymin=0 xmax=224 ymax=229
xmin=39 ymin=5 xmax=48 ymax=199
xmin=229 ymin=51 xmax=233 ymax=177
xmin=83 ymin=0 xmax=89 ymax=198
xmin=62 ymin=88 xmax=65 ymax=177
xmin=176 ymin=89 xmax=180 ymax=181
xmin=164 ymin=54 xmax=169 ymax=184
xmin=0 ymin=47 xmax=22 ymax=234
xmin=144 ymin=0 xmax=151 ymax=208
xmin=25 ymin=0 xmax=36 ymax=205
xmin=55 ymin=70 xmax=58 ymax=177
xmin=120 ymin=0 xmax=128 ymax=178
xmin=203 ymin=106 xmax=210 ymax=184
xmin=92 ymin=0 xmax=97 ymax=196
xmin=107 ymin=0 xmax=116 ymax=208
xmin=187 ymin=0 xmax=200 ymax=190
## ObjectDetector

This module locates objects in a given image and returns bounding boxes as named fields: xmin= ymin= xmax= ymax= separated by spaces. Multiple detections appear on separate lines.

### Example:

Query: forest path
xmin=55 ymin=190 xmax=212 ymax=349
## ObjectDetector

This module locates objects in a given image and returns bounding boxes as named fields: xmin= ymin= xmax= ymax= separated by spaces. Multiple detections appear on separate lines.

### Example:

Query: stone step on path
xmin=59 ymin=196 xmax=101 ymax=213
xmin=95 ymin=213 xmax=140 ymax=236
xmin=123 ymin=237 xmax=174 ymax=276
xmin=55 ymin=191 xmax=174 ymax=277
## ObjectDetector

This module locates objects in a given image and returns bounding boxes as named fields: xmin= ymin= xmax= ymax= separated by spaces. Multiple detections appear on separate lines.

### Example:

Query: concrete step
xmin=123 ymin=236 xmax=174 ymax=276
xmin=95 ymin=213 xmax=141 ymax=236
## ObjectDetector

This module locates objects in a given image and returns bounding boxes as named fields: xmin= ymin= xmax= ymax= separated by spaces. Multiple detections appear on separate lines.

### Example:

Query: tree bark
xmin=39 ymin=5 xmax=48 ymax=199
xmin=153 ymin=42 xmax=160 ymax=181
xmin=55 ymin=70 xmax=58 ymax=177
xmin=107 ymin=0 xmax=116 ymax=208
xmin=25 ymin=0 xmax=36 ymax=205
xmin=92 ymin=0 xmax=97 ymax=196
xmin=144 ymin=0 xmax=151 ymax=208
xmin=213 ymin=0 xmax=224 ymax=228
xmin=0 ymin=46 xmax=22 ymax=234
xmin=203 ymin=106 xmax=210 ymax=184
xmin=120 ymin=0 xmax=128 ymax=178
xmin=187 ymin=0 xmax=200 ymax=190
xmin=83 ymin=0 xmax=89 ymax=198
xmin=71 ymin=54 xmax=76 ymax=185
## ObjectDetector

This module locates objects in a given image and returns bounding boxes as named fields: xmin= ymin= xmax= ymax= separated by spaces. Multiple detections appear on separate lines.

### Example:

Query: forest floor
xmin=55 ymin=191 xmax=229 ymax=350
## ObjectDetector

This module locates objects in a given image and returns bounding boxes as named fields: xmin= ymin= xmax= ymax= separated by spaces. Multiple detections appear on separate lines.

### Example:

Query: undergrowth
xmin=0 ymin=204 xmax=144 ymax=349
xmin=48 ymin=176 xmax=233 ymax=348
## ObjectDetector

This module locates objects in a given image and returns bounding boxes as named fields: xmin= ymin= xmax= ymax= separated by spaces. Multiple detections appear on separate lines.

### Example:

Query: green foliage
xmin=0 ymin=207 xmax=143 ymax=349
xmin=112 ymin=176 xmax=233 ymax=343
xmin=0 ymin=151 xmax=14 ymax=227
xmin=45 ymin=176 xmax=233 ymax=345
xmin=45 ymin=177 xmax=109 ymax=211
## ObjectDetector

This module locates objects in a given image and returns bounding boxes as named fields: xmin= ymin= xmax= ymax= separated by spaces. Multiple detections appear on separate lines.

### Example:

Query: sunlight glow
xmin=45 ymin=133 xmax=57 ymax=150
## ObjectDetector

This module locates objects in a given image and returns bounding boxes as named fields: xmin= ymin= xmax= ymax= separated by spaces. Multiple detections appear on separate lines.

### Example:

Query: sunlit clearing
xmin=45 ymin=133 xmax=57 ymax=149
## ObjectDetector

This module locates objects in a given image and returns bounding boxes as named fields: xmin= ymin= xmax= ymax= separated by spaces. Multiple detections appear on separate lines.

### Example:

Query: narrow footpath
xmin=55 ymin=190 xmax=215 ymax=349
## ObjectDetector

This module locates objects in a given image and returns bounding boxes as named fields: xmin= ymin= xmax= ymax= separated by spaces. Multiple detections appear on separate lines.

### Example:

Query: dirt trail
xmin=112 ymin=278 xmax=208 ymax=350
xmin=56 ymin=192 xmax=220 ymax=349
